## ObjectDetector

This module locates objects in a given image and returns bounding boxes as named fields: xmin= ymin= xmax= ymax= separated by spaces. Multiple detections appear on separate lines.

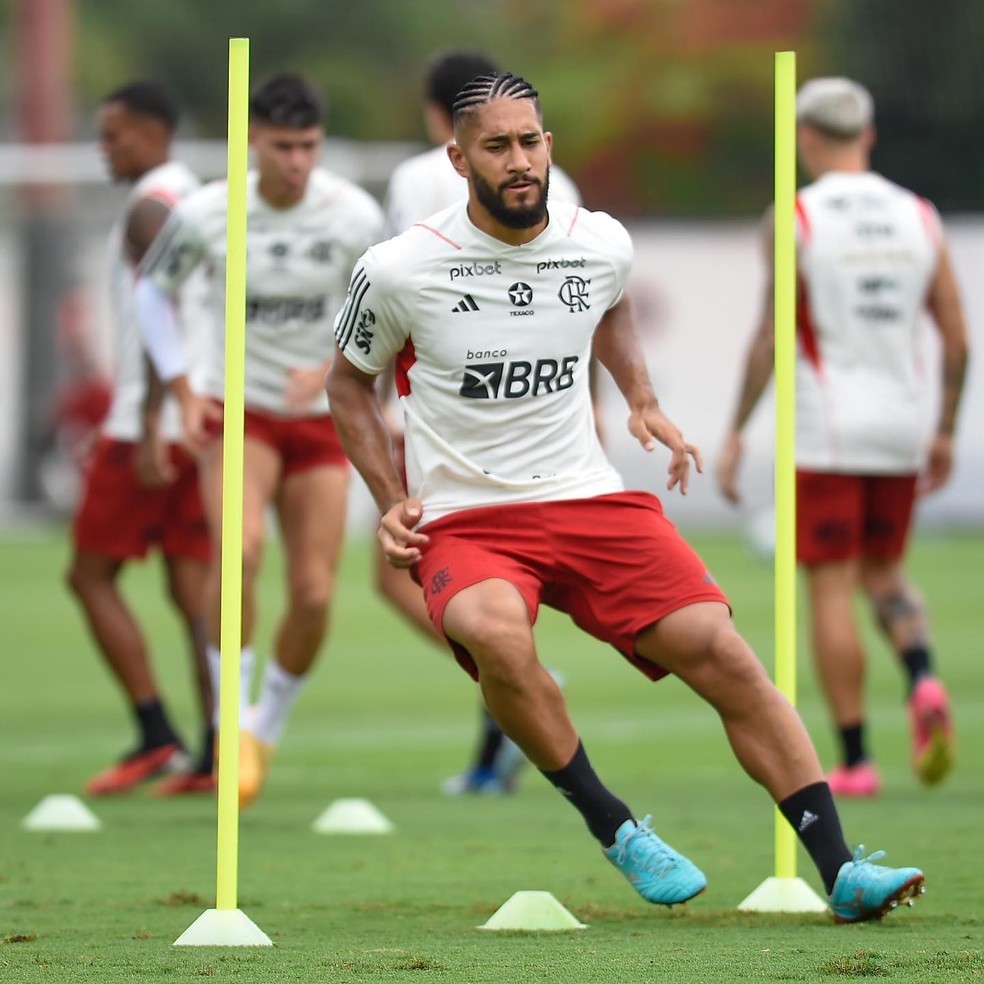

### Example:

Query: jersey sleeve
xmin=139 ymin=197 xmax=208 ymax=295
xmin=340 ymin=192 xmax=387 ymax=276
xmin=382 ymin=163 xmax=415 ymax=237
xmin=333 ymin=246 xmax=408 ymax=375
xmin=602 ymin=214 xmax=634 ymax=309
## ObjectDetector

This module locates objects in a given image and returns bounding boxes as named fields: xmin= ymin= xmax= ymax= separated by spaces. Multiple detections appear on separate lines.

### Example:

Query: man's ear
xmin=447 ymin=141 xmax=469 ymax=179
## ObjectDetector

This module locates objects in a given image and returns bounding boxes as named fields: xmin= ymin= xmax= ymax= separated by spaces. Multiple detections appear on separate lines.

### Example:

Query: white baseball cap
xmin=796 ymin=77 xmax=874 ymax=138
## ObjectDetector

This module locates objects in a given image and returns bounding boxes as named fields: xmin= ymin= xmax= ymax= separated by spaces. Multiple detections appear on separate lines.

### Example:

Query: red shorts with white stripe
xmin=207 ymin=403 xmax=349 ymax=476
xmin=796 ymin=470 xmax=918 ymax=565
xmin=412 ymin=490 xmax=729 ymax=682
xmin=73 ymin=437 xmax=210 ymax=561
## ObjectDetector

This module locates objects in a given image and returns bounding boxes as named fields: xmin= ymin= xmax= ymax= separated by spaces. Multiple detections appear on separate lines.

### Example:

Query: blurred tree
xmin=63 ymin=0 xmax=982 ymax=216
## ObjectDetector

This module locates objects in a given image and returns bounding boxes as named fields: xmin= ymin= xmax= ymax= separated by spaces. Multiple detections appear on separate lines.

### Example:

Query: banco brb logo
xmin=459 ymin=356 xmax=579 ymax=399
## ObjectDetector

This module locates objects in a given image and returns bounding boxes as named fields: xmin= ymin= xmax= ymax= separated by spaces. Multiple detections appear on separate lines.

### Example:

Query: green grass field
xmin=1 ymin=524 xmax=982 ymax=983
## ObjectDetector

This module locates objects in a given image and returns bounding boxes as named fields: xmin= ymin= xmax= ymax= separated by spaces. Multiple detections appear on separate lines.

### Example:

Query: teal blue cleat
xmin=828 ymin=847 xmax=925 ymax=923
xmin=603 ymin=816 xmax=707 ymax=906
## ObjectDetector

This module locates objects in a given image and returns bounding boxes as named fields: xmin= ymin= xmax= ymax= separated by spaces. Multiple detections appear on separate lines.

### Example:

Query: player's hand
xmin=135 ymin=431 xmax=176 ymax=488
xmin=286 ymin=365 xmax=330 ymax=413
xmin=180 ymin=394 xmax=222 ymax=456
xmin=918 ymin=432 xmax=954 ymax=495
xmin=716 ymin=431 xmax=744 ymax=506
xmin=628 ymin=402 xmax=702 ymax=495
xmin=378 ymin=497 xmax=430 ymax=568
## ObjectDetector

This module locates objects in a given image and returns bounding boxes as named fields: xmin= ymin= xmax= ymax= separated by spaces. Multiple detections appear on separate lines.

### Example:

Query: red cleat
xmin=909 ymin=676 xmax=955 ymax=786
xmin=154 ymin=770 xmax=216 ymax=796
xmin=85 ymin=743 xmax=187 ymax=796
xmin=827 ymin=761 xmax=882 ymax=798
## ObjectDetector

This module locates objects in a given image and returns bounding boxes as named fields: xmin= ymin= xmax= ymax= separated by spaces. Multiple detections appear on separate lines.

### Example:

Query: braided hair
xmin=451 ymin=72 xmax=540 ymax=128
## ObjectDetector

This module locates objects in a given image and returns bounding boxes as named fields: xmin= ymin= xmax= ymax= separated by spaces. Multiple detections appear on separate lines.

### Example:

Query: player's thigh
xmin=200 ymin=437 xmax=281 ymax=560
xmin=275 ymin=464 xmax=349 ymax=593
xmin=636 ymin=600 xmax=768 ymax=702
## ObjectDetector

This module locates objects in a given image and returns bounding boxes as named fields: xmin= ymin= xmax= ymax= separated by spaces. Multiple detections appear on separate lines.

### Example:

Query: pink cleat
xmin=827 ymin=761 xmax=882 ymax=798
xmin=909 ymin=677 xmax=955 ymax=786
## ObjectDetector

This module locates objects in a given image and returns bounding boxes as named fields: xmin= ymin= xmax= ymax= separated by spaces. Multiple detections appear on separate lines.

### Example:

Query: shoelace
xmin=850 ymin=845 xmax=886 ymax=867
xmin=616 ymin=815 xmax=677 ymax=875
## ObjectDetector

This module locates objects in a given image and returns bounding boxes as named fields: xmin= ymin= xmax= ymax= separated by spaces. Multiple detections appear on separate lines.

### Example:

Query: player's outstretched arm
xmin=592 ymin=295 xmax=701 ymax=494
xmin=325 ymin=349 xmax=429 ymax=567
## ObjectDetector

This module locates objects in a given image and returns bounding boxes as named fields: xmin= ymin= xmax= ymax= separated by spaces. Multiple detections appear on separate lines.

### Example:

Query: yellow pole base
xmin=737 ymin=876 xmax=828 ymax=913
xmin=173 ymin=908 xmax=273 ymax=946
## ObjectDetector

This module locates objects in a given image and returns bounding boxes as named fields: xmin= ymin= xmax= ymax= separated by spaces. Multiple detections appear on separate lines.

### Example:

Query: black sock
xmin=475 ymin=709 xmax=504 ymax=770
xmin=195 ymin=726 xmax=216 ymax=774
xmin=540 ymin=741 xmax=632 ymax=847
xmin=779 ymin=782 xmax=852 ymax=894
xmin=839 ymin=722 xmax=866 ymax=768
xmin=901 ymin=646 xmax=931 ymax=696
xmin=134 ymin=699 xmax=179 ymax=750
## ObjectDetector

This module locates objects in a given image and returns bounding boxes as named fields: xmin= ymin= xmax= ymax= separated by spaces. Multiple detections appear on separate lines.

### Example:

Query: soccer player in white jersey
xmin=328 ymin=71 xmax=925 ymax=922
xmin=67 ymin=81 xmax=215 ymax=797
xmin=385 ymin=50 xmax=584 ymax=798
xmin=717 ymin=78 xmax=969 ymax=798
xmin=137 ymin=73 xmax=385 ymax=808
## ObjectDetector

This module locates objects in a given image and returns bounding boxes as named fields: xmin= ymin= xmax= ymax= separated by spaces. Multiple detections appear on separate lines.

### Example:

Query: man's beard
xmin=472 ymin=166 xmax=550 ymax=229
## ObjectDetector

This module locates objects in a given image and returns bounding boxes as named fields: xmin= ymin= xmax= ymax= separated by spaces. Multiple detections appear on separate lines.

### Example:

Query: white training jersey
xmin=384 ymin=143 xmax=581 ymax=235
xmin=795 ymin=171 xmax=942 ymax=473
xmin=142 ymin=168 xmax=385 ymax=417
xmin=335 ymin=201 xmax=630 ymax=524
xmin=102 ymin=160 xmax=204 ymax=441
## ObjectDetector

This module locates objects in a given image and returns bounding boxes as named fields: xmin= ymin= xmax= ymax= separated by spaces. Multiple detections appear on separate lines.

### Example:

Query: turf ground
xmin=1 ymin=524 xmax=981 ymax=983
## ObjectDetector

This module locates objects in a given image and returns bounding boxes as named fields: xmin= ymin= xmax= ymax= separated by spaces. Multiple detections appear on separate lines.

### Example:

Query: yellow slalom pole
xmin=773 ymin=50 xmax=798 ymax=881
xmin=216 ymin=36 xmax=250 ymax=913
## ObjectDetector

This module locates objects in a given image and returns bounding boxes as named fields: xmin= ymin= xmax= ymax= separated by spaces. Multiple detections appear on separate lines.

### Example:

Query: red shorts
xmin=73 ymin=437 xmax=210 ymax=561
xmin=412 ymin=491 xmax=729 ymax=682
xmin=796 ymin=470 xmax=918 ymax=565
xmin=208 ymin=403 xmax=348 ymax=476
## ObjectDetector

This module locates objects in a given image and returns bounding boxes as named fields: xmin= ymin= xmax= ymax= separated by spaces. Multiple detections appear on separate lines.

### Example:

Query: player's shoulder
xmin=133 ymin=160 xmax=199 ymax=202
xmin=388 ymin=145 xmax=447 ymax=188
xmin=548 ymin=165 xmax=581 ymax=205
xmin=555 ymin=202 xmax=632 ymax=256
xmin=360 ymin=204 xmax=462 ymax=286
xmin=309 ymin=168 xmax=382 ymax=217
xmin=176 ymin=177 xmax=229 ymax=219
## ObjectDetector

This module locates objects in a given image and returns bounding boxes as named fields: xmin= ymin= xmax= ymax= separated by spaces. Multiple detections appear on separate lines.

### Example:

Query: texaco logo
xmin=508 ymin=282 xmax=534 ymax=306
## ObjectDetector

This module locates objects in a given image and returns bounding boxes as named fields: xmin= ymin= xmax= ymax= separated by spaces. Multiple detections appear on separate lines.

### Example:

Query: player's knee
xmin=288 ymin=578 xmax=332 ymax=625
xmin=65 ymin=557 xmax=107 ymax=599
xmin=449 ymin=600 xmax=532 ymax=665
xmin=704 ymin=626 xmax=772 ymax=697
xmin=64 ymin=561 xmax=85 ymax=599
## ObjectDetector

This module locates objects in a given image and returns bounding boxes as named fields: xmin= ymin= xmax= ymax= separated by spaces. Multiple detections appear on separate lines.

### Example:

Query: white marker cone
xmin=22 ymin=795 xmax=101 ymax=831
xmin=479 ymin=891 xmax=587 ymax=931
xmin=312 ymin=798 xmax=394 ymax=834
xmin=737 ymin=876 xmax=828 ymax=913
xmin=173 ymin=909 xmax=273 ymax=946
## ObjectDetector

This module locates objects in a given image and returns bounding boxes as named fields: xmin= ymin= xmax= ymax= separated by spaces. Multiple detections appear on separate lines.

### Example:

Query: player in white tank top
xmin=717 ymin=77 xmax=969 ymax=796
xmin=329 ymin=72 xmax=925 ymax=917
xmin=68 ymin=81 xmax=216 ymax=798
xmin=137 ymin=73 xmax=385 ymax=808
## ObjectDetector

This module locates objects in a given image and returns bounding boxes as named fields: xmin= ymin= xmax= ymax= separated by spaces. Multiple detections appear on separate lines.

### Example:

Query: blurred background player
xmin=716 ymin=77 xmax=969 ymax=797
xmin=382 ymin=49 xmax=582 ymax=796
xmin=67 ymin=81 xmax=215 ymax=796
xmin=137 ymin=72 xmax=385 ymax=808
